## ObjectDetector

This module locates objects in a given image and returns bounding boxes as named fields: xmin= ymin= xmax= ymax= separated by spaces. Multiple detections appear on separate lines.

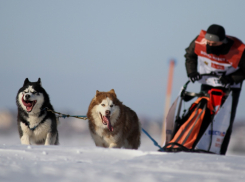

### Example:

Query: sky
xmin=1 ymin=0 xmax=245 ymax=120
xmin=1 ymin=144 xmax=245 ymax=182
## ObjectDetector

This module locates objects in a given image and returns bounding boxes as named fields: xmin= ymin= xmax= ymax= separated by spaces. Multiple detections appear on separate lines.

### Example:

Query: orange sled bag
xmin=163 ymin=88 xmax=230 ymax=154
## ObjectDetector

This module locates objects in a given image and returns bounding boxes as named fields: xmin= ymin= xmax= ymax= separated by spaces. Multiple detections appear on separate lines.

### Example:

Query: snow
xmin=1 ymin=117 xmax=245 ymax=182
xmin=1 ymin=140 xmax=245 ymax=182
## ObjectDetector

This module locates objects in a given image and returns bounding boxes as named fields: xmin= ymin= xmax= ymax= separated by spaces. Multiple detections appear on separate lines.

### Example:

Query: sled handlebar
xmin=184 ymin=73 xmax=220 ymax=87
xmin=181 ymin=73 xmax=228 ymax=101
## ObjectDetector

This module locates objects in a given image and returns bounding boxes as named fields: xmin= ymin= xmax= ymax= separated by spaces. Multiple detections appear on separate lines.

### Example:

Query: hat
xmin=205 ymin=24 xmax=227 ymax=43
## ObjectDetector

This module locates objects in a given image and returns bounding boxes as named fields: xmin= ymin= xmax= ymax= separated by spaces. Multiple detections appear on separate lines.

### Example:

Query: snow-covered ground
xmin=1 ymin=114 xmax=245 ymax=182
xmin=1 ymin=143 xmax=245 ymax=182
xmin=1 ymin=129 xmax=245 ymax=182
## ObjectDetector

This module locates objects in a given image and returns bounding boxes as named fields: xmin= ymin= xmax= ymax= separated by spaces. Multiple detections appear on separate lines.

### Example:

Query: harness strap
xmin=141 ymin=128 xmax=162 ymax=150
xmin=44 ymin=107 xmax=88 ymax=120
xmin=25 ymin=111 xmax=48 ymax=131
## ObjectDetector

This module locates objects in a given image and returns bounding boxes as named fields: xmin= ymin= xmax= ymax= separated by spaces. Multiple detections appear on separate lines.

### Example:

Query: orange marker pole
xmin=161 ymin=59 xmax=175 ymax=146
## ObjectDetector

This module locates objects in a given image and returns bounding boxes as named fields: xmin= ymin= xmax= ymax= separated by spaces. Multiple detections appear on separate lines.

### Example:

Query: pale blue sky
xmin=1 ymin=0 xmax=245 ymax=120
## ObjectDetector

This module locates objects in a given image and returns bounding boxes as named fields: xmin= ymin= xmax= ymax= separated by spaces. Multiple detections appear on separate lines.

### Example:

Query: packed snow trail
xmin=0 ymin=144 xmax=245 ymax=182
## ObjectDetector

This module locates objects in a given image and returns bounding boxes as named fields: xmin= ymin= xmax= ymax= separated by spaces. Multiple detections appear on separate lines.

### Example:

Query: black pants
xmin=201 ymin=84 xmax=241 ymax=155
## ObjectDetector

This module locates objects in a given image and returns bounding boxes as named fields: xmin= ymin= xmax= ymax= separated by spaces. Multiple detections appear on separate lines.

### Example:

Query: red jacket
xmin=194 ymin=30 xmax=245 ymax=69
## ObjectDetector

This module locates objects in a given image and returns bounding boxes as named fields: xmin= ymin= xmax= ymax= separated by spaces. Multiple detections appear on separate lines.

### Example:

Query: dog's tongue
xmin=24 ymin=102 xmax=32 ymax=107
xmin=102 ymin=116 xmax=113 ymax=132
xmin=26 ymin=105 xmax=33 ymax=112
xmin=24 ymin=102 xmax=33 ymax=112
xmin=22 ymin=96 xmax=35 ymax=112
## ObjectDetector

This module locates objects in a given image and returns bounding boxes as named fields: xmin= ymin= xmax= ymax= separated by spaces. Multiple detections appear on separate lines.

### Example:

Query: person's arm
xmin=184 ymin=36 xmax=198 ymax=76
xmin=231 ymin=50 xmax=245 ymax=83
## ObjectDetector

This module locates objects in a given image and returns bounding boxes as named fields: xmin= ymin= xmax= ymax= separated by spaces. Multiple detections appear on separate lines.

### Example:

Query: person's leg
xmin=201 ymin=85 xmax=241 ymax=155
xmin=220 ymin=89 xmax=241 ymax=155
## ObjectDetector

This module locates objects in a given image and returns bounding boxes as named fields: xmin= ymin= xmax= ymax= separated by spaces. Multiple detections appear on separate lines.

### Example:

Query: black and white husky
xmin=16 ymin=78 xmax=59 ymax=145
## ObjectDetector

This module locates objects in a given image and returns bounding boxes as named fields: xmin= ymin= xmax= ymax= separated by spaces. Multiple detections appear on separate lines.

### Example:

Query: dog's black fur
xmin=16 ymin=78 xmax=59 ymax=145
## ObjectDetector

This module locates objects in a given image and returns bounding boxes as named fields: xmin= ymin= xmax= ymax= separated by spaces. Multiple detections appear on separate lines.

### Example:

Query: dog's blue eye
xmin=32 ymin=92 xmax=37 ymax=94
xmin=110 ymin=105 xmax=113 ymax=107
xmin=101 ymin=104 xmax=105 ymax=107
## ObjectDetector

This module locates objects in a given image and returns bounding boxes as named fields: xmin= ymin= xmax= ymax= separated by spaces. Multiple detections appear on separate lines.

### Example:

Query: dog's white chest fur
xmin=20 ymin=117 xmax=52 ymax=145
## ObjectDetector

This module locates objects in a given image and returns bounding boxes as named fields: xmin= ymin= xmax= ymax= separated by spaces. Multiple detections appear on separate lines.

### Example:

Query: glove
xmin=188 ymin=72 xmax=202 ymax=83
xmin=219 ymin=75 xmax=234 ymax=85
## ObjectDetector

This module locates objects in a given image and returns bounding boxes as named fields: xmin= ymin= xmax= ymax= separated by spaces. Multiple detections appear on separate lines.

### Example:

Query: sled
xmin=161 ymin=74 xmax=232 ymax=154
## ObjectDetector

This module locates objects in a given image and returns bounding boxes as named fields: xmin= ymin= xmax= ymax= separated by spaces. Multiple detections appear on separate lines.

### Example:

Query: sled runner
xmin=161 ymin=74 xmax=232 ymax=154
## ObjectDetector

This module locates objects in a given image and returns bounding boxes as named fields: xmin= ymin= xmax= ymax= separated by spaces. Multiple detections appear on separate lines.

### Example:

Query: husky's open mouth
xmin=99 ymin=113 xmax=113 ymax=132
xmin=22 ymin=96 xmax=37 ymax=112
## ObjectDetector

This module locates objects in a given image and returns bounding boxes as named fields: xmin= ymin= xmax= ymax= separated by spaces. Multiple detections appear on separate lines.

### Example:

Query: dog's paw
xmin=109 ymin=143 xmax=119 ymax=148
xmin=20 ymin=135 xmax=30 ymax=145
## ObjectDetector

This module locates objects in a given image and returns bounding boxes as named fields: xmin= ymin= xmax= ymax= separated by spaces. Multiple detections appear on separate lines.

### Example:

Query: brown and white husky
xmin=87 ymin=89 xmax=141 ymax=149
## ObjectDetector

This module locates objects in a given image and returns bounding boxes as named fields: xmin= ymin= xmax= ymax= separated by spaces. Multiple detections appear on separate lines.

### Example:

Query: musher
xmin=184 ymin=24 xmax=245 ymax=155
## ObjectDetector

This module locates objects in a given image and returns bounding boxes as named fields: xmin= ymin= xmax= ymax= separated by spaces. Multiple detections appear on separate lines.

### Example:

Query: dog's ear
xmin=96 ymin=90 xmax=100 ymax=96
xmin=23 ymin=78 xmax=30 ymax=86
xmin=109 ymin=89 xmax=115 ymax=93
xmin=37 ymin=78 xmax=42 ymax=86
xmin=109 ymin=89 xmax=117 ymax=97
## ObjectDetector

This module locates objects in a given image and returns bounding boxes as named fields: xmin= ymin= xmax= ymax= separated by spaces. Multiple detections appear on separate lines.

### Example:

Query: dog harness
xmin=21 ymin=110 xmax=49 ymax=131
